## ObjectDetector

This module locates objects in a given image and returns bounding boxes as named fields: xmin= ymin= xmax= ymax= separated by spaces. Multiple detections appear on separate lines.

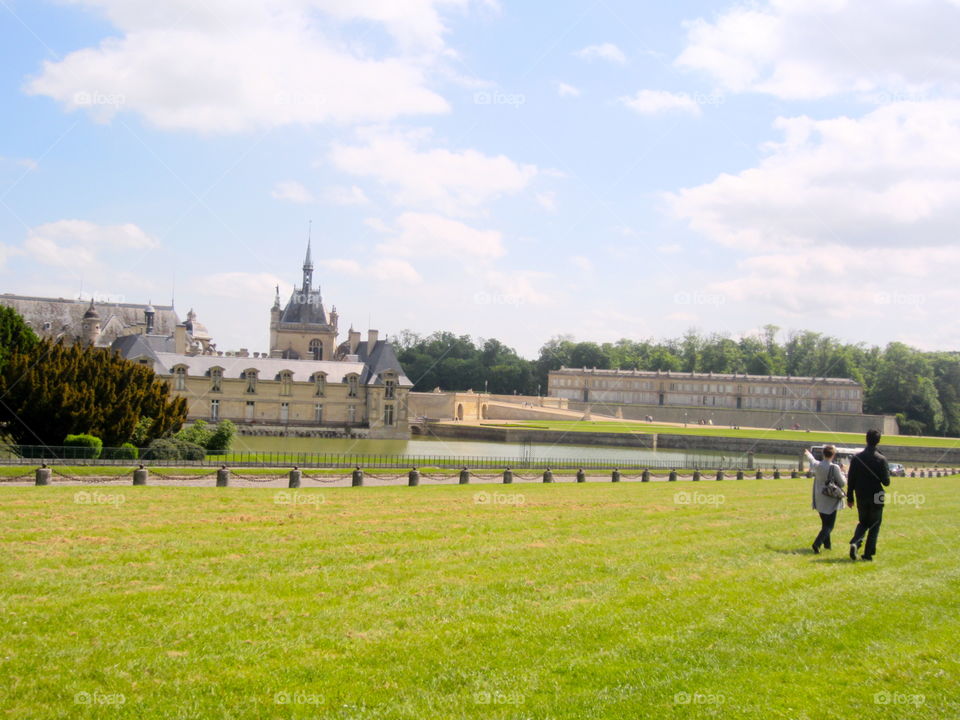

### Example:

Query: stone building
xmin=120 ymin=241 xmax=412 ymax=439
xmin=0 ymin=293 xmax=214 ymax=353
xmin=546 ymin=367 xmax=896 ymax=433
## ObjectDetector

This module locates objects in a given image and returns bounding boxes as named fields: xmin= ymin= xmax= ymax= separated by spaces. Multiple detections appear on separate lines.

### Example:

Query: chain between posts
xmin=50 ymin=467 xmax=135 ymax=484
xmin=300 ymin=471 xmax=354 ymax=484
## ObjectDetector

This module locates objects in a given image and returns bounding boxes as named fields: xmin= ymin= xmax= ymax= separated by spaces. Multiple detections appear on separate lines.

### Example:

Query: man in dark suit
xmin=847 ymin=429 xmax=891 ymax=561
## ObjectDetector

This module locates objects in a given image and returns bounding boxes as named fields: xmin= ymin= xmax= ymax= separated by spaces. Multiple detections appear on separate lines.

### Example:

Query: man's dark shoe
xmin=862 ymin=555 xmax=873 ymax=561
xmin=849 ymin=543 xmax=858 ymax=560
xmin=812 ymin=543 xmax=820 ymax=554
xmin=824 ymin=542 xmax=832 ymax=550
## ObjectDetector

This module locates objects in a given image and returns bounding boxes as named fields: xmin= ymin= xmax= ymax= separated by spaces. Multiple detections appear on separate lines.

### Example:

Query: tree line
xmin=394 ymin=325 xmax=960 ymax=437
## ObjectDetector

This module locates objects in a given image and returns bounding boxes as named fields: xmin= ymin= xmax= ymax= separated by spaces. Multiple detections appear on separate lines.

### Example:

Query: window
xmin=313 ymin=372 xmax=326 ymax=397
xmin=242 ymin=369 xmax=257 ymax=394
xmin=174 ymin=366 xmax=186 ymax=391
xmin=210 ymin=399 xmax=220 ymax=420
xmin=210 ymin=367 xmax=223 ymax=392
xmin=348 ymin=405 xmax=356 ymax=423
xmin=279 ymin=370 xmax=293 ymax=396
xmin=385 ymin=378 xmax=396 ymax=399
xmin=314 ymin=403 xmax=323 ymax=423
xmin=347 ymin=374 xmax=359 ymax=398
xmin=384 ymin=404 xmax=394 ymax=426
xmin=309 ymin=339 xmax=323 ymax=361
xmin=280 ymin=402 xmax=289 ymax=423
xmin=245 ymin=401 xmax=255 ymax=421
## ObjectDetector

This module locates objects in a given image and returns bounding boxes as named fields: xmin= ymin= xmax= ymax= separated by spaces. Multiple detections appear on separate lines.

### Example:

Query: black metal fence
xmin=2 ymin=445 xmax=792 ymax=471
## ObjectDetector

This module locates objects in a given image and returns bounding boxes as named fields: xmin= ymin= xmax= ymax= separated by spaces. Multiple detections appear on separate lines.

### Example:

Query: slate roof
xmin=149 ymin=352 xmax=368 ymax=384
xmin=1 ymin=294 xmax=178 ymax=344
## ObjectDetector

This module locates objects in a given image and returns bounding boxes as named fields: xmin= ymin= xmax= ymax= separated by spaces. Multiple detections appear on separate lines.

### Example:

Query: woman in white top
xmin=804 ymin=445 xmax=847 ymax=554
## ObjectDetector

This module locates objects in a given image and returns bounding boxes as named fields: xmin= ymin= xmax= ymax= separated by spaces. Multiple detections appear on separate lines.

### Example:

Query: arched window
xmin=210 ymin=367 xmax=223 ymax=393
xmin=309 ymin=339 xmax=323 ymax=361
xmin=279 ymin=370 xmax=293 ymax=396
xmin=313 ymin=372 xmax=326 ymax=397
xmin=173 ymin=365 xmax=187 ymax=391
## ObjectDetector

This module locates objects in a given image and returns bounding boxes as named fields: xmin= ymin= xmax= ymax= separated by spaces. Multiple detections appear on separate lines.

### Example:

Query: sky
xmin=2 ymin=0 xmax=959 ymax=358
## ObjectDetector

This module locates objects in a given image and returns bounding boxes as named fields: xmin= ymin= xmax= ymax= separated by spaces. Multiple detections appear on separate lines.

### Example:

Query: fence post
xmin=692 ymin=470 xmax=701 ymax=482
xmin=716 ymin=469 xmax=724 ymax=481
xmin=133 ymin=465 xmax=148 ymax=486
xmin=459 ymin=467 xmax=470 ymax=485
xmin=543 ymin=468 xmax=554 ymax=483
xmin=736 ymin=470 xmax=744 ymax=480
xmin=610 ymin=468 xmax=621 ymax=483
xmin=352 ymin=466 xmax=364 ymax=487
xmin=756 ymin=469 xmax=763 ymax=480
xmin=503 ymin=468 xmax=513 ymax=484
xmin=288 ymin=467 xmax=302 ymax=489
xmin=668 ymin=470 xmax=678 ymax=482
xmin=576 ymin=468 xmax=586 ymax=483
xmin=642 ymin=469 xmax=650 ymax=483
xmin=35 ymin=465 xmax=51 ymax=486
xmin=216 ymin=466 xmax=229 ymax=487
xmin=408 ymin=467 xmax=420 ymax=487
xmin=773 ymin=468 xmax=781 ymax=479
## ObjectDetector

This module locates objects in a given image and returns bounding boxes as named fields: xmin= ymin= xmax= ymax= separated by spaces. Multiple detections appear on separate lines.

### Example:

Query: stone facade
xmin=549 ymin=367 xmax=864 ymax=414
xmin=118 ymin=240 xmax=413 ymax=439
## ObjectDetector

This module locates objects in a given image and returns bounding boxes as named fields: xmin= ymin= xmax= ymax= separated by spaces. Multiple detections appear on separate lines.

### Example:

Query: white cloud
xmin=24 ymin=0 xmax=461 ymax=132
xmin=377 ymin=212 xmax=504 ymax=260
xmin=319 ymin=256 xmax=421 ymax=283
xmin=363 ymin=217 xmax=391 ymax=233
xmin=330 ymin=128 xmax=537 ymax=215
xmin=24 ymin=220 xmax=158 ymax=268
xmin=197 ymin=272 xmax=290 ymax=302
xmin=668 ymin=101 xmax=960 ymax=251
xmin=571 ymin=255 xmax=593 ymax=273
xmin=676 ymin=0 xmax=960 ymax=100
xmin=556 ymin=82 xmax=580 ymax=98
xmin=575 ymin=43 xmax=627 ymax=65
xmin=323 ymin=185 xmax=370 ymax=206
xmin=271 ymin=180 xmax=314 ymax=204
xmin=620 ymin=90 xmax=702 ymax=116
xmin=535 ymin=191 xmax=556 ymax=211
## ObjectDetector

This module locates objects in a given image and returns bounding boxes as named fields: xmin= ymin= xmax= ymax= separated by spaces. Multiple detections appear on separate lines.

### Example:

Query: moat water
xmin=233 ymin=434 xmax=794 ymax=467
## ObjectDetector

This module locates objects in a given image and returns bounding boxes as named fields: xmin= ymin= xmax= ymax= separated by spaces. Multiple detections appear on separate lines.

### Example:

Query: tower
xmin=81 ymin=299 xmax=101 ymax=346
xmin=269 ymin=232 xmax=338 ymax=360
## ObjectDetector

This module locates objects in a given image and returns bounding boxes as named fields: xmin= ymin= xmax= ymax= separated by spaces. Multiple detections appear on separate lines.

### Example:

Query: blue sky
xmin=2 ymin=0 xmax=959 ymax=356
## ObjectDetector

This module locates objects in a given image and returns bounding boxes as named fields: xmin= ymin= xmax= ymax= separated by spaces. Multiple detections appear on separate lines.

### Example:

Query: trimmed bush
xmin=64 ymin=434 xmax=102 ymax=460
xmin=141 ymin=439 xmax=180 ymax=461
xmin=102 ymin=443 xmax=139 ymax=460
xmin=175 ymin=439 xmax=206 ymax=461
xmin=206 ymin=419 xmax=236 ymax=455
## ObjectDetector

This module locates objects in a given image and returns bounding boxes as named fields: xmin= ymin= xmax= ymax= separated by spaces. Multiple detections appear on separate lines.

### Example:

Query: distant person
xmin=804 ymin=445 xmax=846 ymax=554
xmin=847 ymin=430 xmax=891 ymax=561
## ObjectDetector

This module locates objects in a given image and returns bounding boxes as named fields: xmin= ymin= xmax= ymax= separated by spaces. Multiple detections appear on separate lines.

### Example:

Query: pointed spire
xmin=302 ymin=221 xmax=314 ymax=292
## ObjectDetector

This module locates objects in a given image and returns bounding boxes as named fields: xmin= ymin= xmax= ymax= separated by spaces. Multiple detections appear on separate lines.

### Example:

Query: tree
xmin=0 ymin=339 xmax=187 ymax=447
xmin=0 ymin=306 xmax=38 ymax=369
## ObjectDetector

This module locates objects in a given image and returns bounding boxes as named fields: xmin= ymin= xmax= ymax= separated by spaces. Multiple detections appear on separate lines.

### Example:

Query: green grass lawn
xmin=481 ymin=420 xmax=960 ymax=448
xmin=1 ymin=478 xmax=958 ymax=719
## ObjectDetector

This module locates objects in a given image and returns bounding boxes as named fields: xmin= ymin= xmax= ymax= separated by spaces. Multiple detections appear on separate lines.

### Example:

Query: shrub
xmin=141 ymin=438 xmax=206 ymax=461
xmin=141 ymin=438 xmax=180 ymax=461
xmin=102 ymin=442 xmax=139 ymax=460
xmin=177 ymin=420 xmax=213 ymax=448
xmin=63 ymin=433 xmax=102 ymax=460
xmin=206 ymin=419 xmax=236 ymax=455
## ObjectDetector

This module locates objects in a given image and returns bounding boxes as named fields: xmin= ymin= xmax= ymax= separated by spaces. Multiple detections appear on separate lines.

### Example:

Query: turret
xmin=81 ymin=299 xmax=101 ymax=346
xmin=144 ymin=304 xmax=156 ymax=334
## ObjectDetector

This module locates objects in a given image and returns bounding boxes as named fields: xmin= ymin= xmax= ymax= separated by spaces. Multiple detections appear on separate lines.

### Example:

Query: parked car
xmin=889 ymin=463 xmax=906 ymax=477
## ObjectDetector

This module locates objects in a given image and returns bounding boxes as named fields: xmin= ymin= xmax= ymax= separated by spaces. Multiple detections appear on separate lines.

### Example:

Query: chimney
xmin=349 ymin=328 xmax=361 ymax=354
xmin=367 ymin=329 xmax=379 ymax=355
xmin=144 ymin=304 xmax=156 ymax=334
xmin=174 ymin=324 xmax=187 ymax=354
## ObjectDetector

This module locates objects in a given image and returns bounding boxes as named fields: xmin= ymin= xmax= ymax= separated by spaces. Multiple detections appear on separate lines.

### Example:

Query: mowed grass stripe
xmin=1 ymin=479 xmax=958 ymax=719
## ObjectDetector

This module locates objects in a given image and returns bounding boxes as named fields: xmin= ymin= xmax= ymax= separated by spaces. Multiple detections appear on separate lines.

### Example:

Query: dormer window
xmin=210 ymin=367 xmax=223 ymax=393
xmin=173 ymin=365 xmax=187 ymax=391
xmin=347 ymin=374 xmax=359 ymax=398
xmin=309 ymin=339 xmax=323 ymax=361
xmin=279 ymin=370 xmax=293 ymax=396
xmin=241 ymin=369 xmax=258 ymax=394
xmin=385 ymin=377 xmax=396 ymax=399
xmin=313 ymin=372 xmax=326 ymax=397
